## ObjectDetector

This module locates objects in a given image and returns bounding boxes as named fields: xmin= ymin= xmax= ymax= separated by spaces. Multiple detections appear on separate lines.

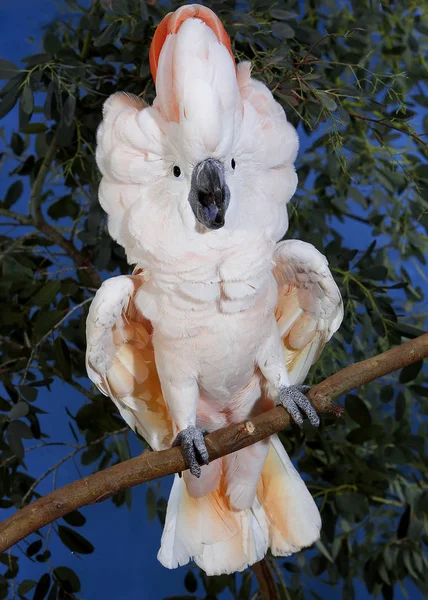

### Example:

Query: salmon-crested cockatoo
xmin=86 ymin=4 xmax=343 ymax=576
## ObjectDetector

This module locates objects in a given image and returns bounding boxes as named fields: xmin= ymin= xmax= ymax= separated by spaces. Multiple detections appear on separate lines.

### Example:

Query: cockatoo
xmin=86 ymin=4 xmax=343 ymax=576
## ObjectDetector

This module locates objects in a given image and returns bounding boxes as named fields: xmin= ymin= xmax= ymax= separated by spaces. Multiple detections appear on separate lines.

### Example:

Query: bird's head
xmin=96 ymin=5 xmax=299 ymax=263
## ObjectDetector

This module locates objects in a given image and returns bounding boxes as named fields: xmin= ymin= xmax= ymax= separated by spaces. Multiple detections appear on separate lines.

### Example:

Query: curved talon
xmin=173 ymin=425 xmax=209 ymax=478
xmin=276 ymin=384 xmax=320 ymax=428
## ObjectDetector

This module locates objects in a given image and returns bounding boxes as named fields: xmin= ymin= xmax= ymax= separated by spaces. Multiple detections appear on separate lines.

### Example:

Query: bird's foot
xmin=276 ymin=384 xmax=320 ymax=428
xmin=172 ymin=425 xmax=209 ymax=478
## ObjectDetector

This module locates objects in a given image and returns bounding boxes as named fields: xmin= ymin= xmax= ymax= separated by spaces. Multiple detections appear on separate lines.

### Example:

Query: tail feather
xmin=257 ymin=435 xmax=321 ymax=555
xmin=158 ymin=473 xmax=239 ymax=570
xmin=158 ymin=435 xmax=320 ymax=575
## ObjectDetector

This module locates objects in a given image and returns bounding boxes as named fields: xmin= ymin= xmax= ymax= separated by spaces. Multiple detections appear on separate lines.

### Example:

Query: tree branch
xmin=30 ymin=132 xmax=102 ymax=289
xmin=348 ymin=112 xmax=427 ymax=148
xmin=0 ymin=131 xmax=102 ymax=289
xmin=31 ymin=132 xmax=58 ymax=225
xmin=252 ymin=558 xmax=281 ymax=600
xmin=0 ymin=207 xmax=32 ymax=226
xmin=0 ymin=333 xmax=427 ymax=553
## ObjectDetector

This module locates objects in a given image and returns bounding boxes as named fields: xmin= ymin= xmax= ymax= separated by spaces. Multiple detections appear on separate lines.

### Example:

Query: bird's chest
xmin=136 ymin=244 xmax=278 ymax=400
xmin=135 ymin=238 xmax=276 ymax=330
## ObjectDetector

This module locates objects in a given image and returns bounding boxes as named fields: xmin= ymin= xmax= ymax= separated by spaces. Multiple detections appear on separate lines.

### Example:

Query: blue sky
xmin=0 ymin=2 xmax=424 ymax=600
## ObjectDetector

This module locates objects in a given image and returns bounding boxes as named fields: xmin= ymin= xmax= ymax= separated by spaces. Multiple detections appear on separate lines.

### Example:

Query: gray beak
xmin=188 ymin=158 xmax=230 ymax=230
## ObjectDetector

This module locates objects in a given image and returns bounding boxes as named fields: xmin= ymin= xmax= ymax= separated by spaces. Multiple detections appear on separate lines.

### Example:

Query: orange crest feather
xmin=149 ymin=4 xmax=234 ymax=83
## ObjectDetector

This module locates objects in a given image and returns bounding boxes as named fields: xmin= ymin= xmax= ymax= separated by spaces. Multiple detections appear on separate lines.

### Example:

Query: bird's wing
xmin=86 ymin=272 xmax=173 ymax=451
xmin=273 ymin=240 xmax=343 ymax=385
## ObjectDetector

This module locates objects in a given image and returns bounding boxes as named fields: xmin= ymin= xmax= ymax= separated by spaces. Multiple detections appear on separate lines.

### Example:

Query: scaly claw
xmin=276 ymin=384 xmax=319 ymax=428
xmin=173 ymin=425 xmax=209 ymax=477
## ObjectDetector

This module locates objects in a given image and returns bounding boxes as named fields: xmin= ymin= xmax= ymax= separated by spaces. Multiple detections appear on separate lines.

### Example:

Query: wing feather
xmin=273 ymin=240 xmax=343 ymax=385
xmin=86 ymin=273 xmax=173 ymax=450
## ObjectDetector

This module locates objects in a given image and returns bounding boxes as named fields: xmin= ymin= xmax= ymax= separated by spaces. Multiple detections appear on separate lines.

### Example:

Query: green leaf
xmin=360 ymin=266 xmax=388 ymax=280
xmin=18 ymin=580 xmax=37 ymax=595
xmin=8 ymin=401 xmax=29 ymax=420
xmin=272 ymin=21 xmax=295 ymax=39
xmin=81 ymin=442 xmax=104 ymax=465
xmin=35 ymin=551 xmax=51 ymax=563
xmin=31 ymin=309 xmax=64 ymax=343
xmin=347 ymin=425 xmax=384 ymax=444
xmin=318 ymin=91 xmax=337 ymax=112
xmin=57 ymin=526 xmax=94 ymax=554
xmin=27 ymin=539 xmax=43 ymax=557
xmin=3 ymin=180 xmax=23 ymax=208
xmin=54 ymin=336 xmax=72 ymax=381
xmin=397 ymin=505 xmax=410 ymax=539
xmin=94 ymin=22 xmax=121 ymax=47
xmin=395 ymin=392 xmax=406 ymax=421
xmin=237 ymin=572 xmax=252 ymax=600
xmin=0 ymin=58 xmax=19 ymax=79
xmin=62 ymin=510 xmax=86 ymax=527
xmin=338 ymin=106 xmax=350 ymax=125
xmin=44 ymin=33 xmax=62 ymax=55
xmin=6 ymin=426 xmax=24 ymax=459
xmin=399 ymin=360 xmax=422 ymax=383
xmin=53 ymin=567 xmax=80 ymax=593
xmin=184 ymin=571 xmax=197 ymax=594
xmin=47 ymin=195 xmax=79 ymax=220
xmin=380 ymin=385 xmax=394 ymax=403
xmin=311 ymin=555 xmax=327 ymax=576
xmin=22 ymin=52 xmax=51 ymax=66
xmin=270 ymin=8 xmax=298 ymax=20
xmin=111 ymin=0 xmax=129 ymax=16
xmin=205 ymin=574 xmax=230 ymax=595
xmin=32 ymin=574 xmax=50 ymax=600
xmin=140 ymin=0 xmax=148 ymax=21
xmin=0 ymin=86 xmax=19 ymax=118
xmin=393 ymin=322 xmax=426 ymax=339
xmin=20 ymin=123 xmax=47 ymax=134
xmin=9 ymin=419 xmax=33 ymax=439
xmin=21 ymin=85 xmax=34 ymax=115
xmin=315 ymin=539 xmax=334 ymax=563
xmin=415 ymin=491 xmax=428 ymax=515
xmin=335 ymin=493 xmax=368 ymax=522
xmin=63 ymin=96 xmax=76 ymax=127
xmin=31 ymin=281 xmax=61 ymax=306
xmin=345 ymin=394 xmax=372 ymax=427
xmin=20 ymin=385 xmax=38 ymax=403
xmin=10 ymin=132 xmax=24 ymax=155
xmin=0 ymin=397 xmax=10 ymax=411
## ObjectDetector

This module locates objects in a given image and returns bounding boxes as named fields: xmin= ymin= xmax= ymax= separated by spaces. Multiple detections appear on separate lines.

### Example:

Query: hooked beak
xmin=188 ymin=158 xmax=230 ymax=230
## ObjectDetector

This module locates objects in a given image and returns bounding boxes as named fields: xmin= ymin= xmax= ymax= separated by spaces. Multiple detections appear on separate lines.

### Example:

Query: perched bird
xmin=86 ymin=4 xmax=343 ymax=575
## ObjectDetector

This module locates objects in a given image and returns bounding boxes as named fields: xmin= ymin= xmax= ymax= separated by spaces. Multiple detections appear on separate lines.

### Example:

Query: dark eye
xmin=231 ymin=158 xmax=236 ymax=170
xmin=173 ymin=165 xmax=181 ymax=178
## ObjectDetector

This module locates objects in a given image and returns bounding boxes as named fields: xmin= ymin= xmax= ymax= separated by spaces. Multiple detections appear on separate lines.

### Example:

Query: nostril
xmin=198 ymin=191 xmax=211 ymax=207
xmin=214 ymin=189 xmax=223 ymax=204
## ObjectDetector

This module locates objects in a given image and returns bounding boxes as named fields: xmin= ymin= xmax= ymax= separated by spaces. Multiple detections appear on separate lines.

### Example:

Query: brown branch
xmin=0 ymin=132 xmax=102 ymax=289
xmin=349 ymin=112 xmax=427 ymax=148
xmin=36 ymin=220 xmax=102 ymax=289
xmin=0 ymin=333 xmax=427 ymax=553
xmin=30 ymin=132 xmax=102 ymax=289
xmin=252 ymin=558 xmax=280 ymax=600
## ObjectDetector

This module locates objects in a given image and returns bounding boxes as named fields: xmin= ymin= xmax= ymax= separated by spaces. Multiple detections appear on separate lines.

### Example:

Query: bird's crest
xmin=149 ymin=4 xmax=234 ymax=83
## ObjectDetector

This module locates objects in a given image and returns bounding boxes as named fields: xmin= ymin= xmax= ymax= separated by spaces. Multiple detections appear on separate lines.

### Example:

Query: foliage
xmin=0 ymin=0 xmax=427 ymax=598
